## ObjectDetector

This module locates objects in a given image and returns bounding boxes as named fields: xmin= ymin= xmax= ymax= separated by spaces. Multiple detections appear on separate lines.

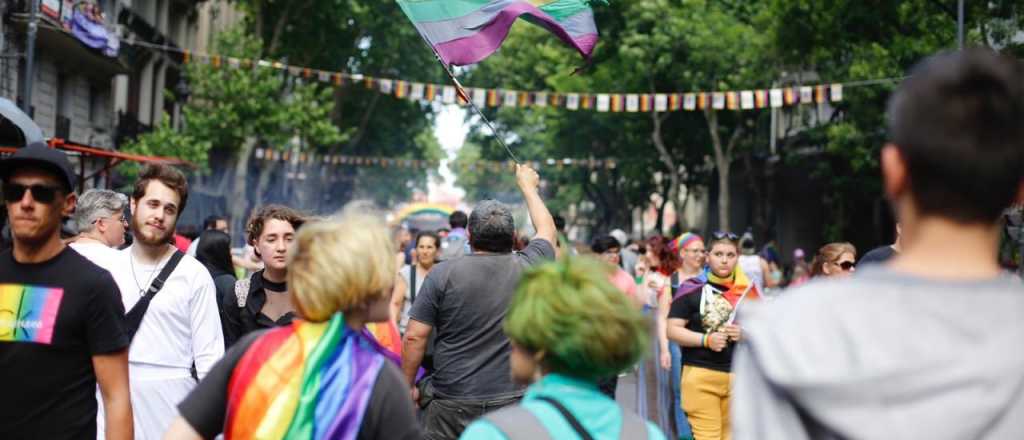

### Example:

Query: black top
xmin=221 ymin=270 xmax=295 ymax=347
xmin=205 ymin=266 xmax=236 ymax=347
xmin=859 ymin=245 xmax=897 ymax=266
xmin=669 ymin=282 xmax=735 ymax=372
xmin=178 ymin=330 xmax=421 ymax=440
xmin=0 ymin=247 xmax=129 ymax=439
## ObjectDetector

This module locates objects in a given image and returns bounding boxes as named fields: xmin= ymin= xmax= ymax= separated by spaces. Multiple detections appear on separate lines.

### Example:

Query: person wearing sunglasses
xmin=667 ymin=232 xmax=760 ymax=440
xmin=70 ymin=189 xmax=130 ymax=272
xmin=809 ymin=242 xmax=857 ymax=278
xmin=0 ymin=143 xmax=133 ymax=440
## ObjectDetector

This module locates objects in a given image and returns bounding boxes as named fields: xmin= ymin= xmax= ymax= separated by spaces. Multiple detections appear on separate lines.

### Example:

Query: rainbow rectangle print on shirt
xmin=0 ymin=284 xmax=64 ymax=344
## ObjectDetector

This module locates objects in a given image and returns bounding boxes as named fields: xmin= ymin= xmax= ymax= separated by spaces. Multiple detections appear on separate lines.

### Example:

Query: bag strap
xmin=409 ymin=265 xmax=417 ymax=305
xmin=483 ymin=406 xmax=552 ymax=440
xmin=535 ymin=396 xmax=595 ymax=440
xmin=124 ymin=251 xmax=185 ymax=340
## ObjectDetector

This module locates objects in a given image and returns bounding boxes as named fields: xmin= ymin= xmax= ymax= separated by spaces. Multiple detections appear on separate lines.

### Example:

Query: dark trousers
xmin=422 ymin=394 xmax=521 ymax=440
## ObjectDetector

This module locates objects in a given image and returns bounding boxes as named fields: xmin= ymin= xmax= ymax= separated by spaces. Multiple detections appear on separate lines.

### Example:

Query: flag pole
xmin=427 ymin=51 xmax=522 ymax=165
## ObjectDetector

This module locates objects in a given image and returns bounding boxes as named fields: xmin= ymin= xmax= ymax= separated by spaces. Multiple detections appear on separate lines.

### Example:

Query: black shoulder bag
xmin=124 ymin=251 xmax=185 ymax=341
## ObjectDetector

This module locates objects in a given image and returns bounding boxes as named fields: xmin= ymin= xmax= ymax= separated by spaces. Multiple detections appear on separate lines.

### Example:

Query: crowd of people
xmin=0 ymin=49 xmax=1022 ymax=440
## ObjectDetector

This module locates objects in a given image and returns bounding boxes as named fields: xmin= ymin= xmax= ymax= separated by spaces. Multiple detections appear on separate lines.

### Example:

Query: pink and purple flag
xmin=397 ymin=0 xmax=603 ymax=66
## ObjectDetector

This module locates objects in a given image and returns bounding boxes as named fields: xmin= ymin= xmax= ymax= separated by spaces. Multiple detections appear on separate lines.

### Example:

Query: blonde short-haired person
xmin=165 ymin=211 xmax=421 ymax=440
xmin=460 ymin=257 xmax=666 ymax=440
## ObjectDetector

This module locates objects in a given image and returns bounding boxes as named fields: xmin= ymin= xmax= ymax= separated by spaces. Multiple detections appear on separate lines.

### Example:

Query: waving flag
xmin=397 ymin=0 xmax=603 ymax=66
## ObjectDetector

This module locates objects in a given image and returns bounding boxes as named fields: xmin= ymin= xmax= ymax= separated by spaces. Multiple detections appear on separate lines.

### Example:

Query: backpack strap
xmin=234 ymin=277 xmax=252 ymax=308
xmin=535 ymin=396 xmax=595 ymax=440
xmin=482 ymin=405 xmax=552 ymax=440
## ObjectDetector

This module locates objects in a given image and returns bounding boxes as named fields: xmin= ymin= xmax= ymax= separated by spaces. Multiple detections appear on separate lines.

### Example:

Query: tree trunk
xmin=230 ymin=137 xmax=258 ymax=245
xmin=254 ymin=153 xmax=277 ymax=206
xmin=705 ymin=108 xmax=744 ymax=233
xmin=716 ymin=158 xmax=731 ymax=233
xmin=650 ymin=110 xmax=687 ymax=233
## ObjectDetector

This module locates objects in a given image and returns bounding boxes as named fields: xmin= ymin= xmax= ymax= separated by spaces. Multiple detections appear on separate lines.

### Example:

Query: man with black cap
xmin=0 ymin=143 xmax=133 ymax=439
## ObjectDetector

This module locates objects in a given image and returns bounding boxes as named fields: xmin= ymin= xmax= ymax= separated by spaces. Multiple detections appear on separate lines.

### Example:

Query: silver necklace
xmin=129 ymin=247 xmax=171 ymax=296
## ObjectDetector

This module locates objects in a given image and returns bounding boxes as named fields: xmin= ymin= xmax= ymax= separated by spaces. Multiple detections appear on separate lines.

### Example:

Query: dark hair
xmin=246 ymin=204 xmax=305 ymax=245
xmin=887 ymin=48 xmax=1024 ymax=224
xmin=196 ymin=230 xmax=235 ymax=278
xmin=203 ymin=215 xmax=227 ymax=230
xmin=449 ymin=211 xmax=468 ymax=229
xmin=646 ymin=235 xmax=681 ymax=275
xmin=590 ymin=235 xmax=621 ymax=254
xmin=468 ymin=200 xmax=515 ymax=253
xmin=553 ymin=215 xmax=566 ymax=232
xmin=414 ymin=230 xmax=441 ymax=248
xmin=132 ymin=164 xmax=189 ymax=212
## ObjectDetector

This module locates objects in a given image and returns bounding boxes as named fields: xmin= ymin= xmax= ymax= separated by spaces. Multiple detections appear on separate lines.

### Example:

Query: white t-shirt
xmin=738 ymin=254 xmax=765 ymax=293
xmin=397 ymin=264 xmax=427 ymax=333
xmin=69 ymin=242 xmax=122 ymax=275
xmin=185 ymin=237 xmax=200 ymax=257
xmin=109 ymin=246 xmax=225 ymax=379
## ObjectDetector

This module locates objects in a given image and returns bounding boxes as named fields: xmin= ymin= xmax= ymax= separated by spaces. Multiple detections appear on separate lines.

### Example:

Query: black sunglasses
xmin=838 ymin=261 xmax=856 ymax=271
xmin=711 ymin=231 xmax=739 ymax=241
xmin=3 ymin=183 xmax=63 ymax=204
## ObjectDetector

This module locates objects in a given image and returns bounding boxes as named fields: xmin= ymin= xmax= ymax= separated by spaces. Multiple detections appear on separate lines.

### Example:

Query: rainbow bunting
xmin=397 ymin=0 xmax=605 ymax=66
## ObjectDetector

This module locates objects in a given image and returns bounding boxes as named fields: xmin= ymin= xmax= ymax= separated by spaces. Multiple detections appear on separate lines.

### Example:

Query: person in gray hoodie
xmin=733 ymin=48 xmax=1024 ymax=440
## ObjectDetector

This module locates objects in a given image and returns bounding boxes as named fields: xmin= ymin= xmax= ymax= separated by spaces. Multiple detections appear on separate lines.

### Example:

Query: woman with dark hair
xmin=223 ymin=205 xmax=305 ymax=347
xmin=195 ymin=230 xmax=236 ymax=344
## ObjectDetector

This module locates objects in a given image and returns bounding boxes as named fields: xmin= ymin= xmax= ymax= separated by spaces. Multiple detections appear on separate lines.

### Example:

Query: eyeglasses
xmin=711 ymin=231 xmax=739 ymax=241
xmin=837 ymin=261 xmax=856 ymax=271
xmin=2 ymin=183 xmax=62 ymax=204
xmin=94 ymin=214 xmax=129 ymax=227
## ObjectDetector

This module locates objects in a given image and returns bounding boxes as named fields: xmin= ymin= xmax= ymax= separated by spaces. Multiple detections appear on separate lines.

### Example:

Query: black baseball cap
xmin=0 ymin=142 xmax=76 ymax=192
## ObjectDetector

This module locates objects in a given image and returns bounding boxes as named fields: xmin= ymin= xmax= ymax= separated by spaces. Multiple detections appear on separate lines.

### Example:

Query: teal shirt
xmin=460 ymin=373 xmax=667 ymax=440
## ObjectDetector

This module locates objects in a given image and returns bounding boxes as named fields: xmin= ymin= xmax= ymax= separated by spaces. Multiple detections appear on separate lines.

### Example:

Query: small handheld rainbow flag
xmin=397 ymin=0 xmax=604 ymax=66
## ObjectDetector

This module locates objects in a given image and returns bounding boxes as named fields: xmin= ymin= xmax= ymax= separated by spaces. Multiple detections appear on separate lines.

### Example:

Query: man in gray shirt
xmin=733 ymin=49 xmax=1024 ymax=439
xmin=402 ymin=164 xmax=557 ymax=440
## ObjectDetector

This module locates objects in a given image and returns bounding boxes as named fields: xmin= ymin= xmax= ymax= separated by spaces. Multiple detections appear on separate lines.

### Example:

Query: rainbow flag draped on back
xmin=225 ymin=314 xmax=396 ymax=440
xmin=364 ymin=321 xmax=402 ymax=357
xmin=397 ymin=0 xmax=604 ymax=66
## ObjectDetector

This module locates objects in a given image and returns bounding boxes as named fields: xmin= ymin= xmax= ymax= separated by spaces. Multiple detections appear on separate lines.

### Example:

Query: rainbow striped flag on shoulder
xmin=397 ymin=0 xmax=604 ymax=66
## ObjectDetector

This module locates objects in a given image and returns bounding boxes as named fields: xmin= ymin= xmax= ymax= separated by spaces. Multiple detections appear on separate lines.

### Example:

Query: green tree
xmin=124 ymin=27 xmax=343 ymax=233
xmin=766 ymin=0 xmax=1023 ymax=243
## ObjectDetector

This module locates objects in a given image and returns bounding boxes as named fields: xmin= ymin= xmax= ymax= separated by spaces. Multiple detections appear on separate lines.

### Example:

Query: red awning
xmin=0 ymin=138 xmax=193 ymax=166
xmin=1 ymin=138 xmax=194 ymax=189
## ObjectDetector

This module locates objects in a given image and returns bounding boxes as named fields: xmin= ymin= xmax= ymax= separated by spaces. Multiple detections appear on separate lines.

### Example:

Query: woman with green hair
xmin=460 ymin=257 xmax=667 ymax=440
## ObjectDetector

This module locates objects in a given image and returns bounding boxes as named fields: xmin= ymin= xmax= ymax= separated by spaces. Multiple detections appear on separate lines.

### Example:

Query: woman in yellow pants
xmin=667 ymin=232 xmax=760 ymax=440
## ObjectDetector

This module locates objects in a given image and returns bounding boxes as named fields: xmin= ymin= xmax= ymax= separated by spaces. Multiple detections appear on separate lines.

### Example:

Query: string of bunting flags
xmin=253 ymin=148 xmax=618 ymax=171
xmin=180 ymin=49 xmax=846 ymax=113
